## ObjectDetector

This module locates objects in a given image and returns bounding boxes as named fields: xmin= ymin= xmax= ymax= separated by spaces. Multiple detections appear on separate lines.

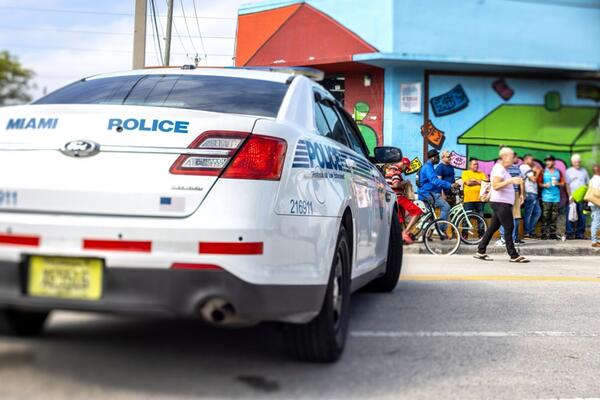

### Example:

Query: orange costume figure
xmin=385 ymin=158 xmax=423 ymax=244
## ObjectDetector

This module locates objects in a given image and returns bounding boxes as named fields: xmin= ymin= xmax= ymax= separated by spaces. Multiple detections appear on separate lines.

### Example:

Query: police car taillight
xmin=222 ymin=135 xmax=287 ymax=181
xmin=169 ymin=131 xmax=250 ymax=176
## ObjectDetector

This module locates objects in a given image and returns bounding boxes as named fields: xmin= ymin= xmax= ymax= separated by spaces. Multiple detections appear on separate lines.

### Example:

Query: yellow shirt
xmin=462 ymin=170 xmax=488 ymax=203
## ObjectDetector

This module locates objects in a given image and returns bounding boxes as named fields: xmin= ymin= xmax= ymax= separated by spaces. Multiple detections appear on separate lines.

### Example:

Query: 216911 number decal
xmin=290 ymin=199 xmax=313 ymax=215
xmin=0 ymin=190 xmax=17 ymax=207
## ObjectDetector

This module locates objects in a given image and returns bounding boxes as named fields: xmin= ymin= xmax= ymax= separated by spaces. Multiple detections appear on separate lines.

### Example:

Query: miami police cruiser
xmin=0 ymin=66 xmax=403 ymax=362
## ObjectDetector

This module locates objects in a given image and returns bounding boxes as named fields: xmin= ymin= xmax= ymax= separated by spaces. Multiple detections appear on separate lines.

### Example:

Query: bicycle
xmin=408 ymin=190 xmax=487 ymax=245
xmin=406 ymin=194 xmax=461 ymax=256
xmin=447 ymin=191 xmax=488 ymax=245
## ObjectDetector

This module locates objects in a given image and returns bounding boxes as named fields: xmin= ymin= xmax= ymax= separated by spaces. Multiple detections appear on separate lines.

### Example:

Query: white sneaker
xmin=495 ymin=239 xmax=506 ymax=247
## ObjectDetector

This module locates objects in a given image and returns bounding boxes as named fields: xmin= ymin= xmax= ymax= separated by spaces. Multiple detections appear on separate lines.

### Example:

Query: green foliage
xmin=0 ymin=50 xmax=34 ymax=106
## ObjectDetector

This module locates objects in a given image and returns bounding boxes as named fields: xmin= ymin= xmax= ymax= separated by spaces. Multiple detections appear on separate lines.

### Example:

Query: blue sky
xmin=0 ymin=0 xmax=261 ymax=99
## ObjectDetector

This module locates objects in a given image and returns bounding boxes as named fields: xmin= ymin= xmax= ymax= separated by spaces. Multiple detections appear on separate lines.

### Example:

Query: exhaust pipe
xmin=199 ymin=297 xmax=238 ymax=325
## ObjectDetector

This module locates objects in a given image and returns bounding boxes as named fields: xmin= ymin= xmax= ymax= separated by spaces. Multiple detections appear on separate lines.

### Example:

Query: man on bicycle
xmin=418 ymin=149 xmax=460 ymax=228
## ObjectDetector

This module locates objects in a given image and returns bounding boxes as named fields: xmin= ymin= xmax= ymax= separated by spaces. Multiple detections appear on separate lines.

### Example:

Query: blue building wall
xmin=239 ymin=0 xmax=600 ymax=174
xmin=392 ymin=0 xmax=600 ymax=71
xmin=241 ymin=0 xmax=600 ymax=70
xmin=383 ymin=67 xmax=425 ymax=161
xmin=390 ymin=74 xmax=600 ymax=179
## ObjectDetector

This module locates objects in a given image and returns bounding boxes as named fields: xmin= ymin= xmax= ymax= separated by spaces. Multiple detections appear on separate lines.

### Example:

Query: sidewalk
xmin=404 ymin=239 xmax=600 ymax=257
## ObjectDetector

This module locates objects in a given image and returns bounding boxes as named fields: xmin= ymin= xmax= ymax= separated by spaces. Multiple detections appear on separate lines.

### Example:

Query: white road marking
xmin=350 ymin=331 xmax=600 ymax=338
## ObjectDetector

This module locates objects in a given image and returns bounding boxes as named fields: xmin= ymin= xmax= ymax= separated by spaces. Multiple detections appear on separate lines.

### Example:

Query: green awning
xmin=458 ymin=104 xmax=599 ymax=152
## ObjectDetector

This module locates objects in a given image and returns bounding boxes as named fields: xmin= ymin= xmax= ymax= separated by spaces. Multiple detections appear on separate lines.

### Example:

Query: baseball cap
xmin=544 ymin=155 xmax=555 ymax=161
xmin=427 ymin=149 xmax=440 ymax=158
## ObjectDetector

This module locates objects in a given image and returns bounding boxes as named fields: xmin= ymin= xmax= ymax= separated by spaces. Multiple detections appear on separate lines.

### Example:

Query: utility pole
xmin=164 ymin=0 xmax=174 ymax=66
xmin=132 ymin=0 xmax=147 ymax=69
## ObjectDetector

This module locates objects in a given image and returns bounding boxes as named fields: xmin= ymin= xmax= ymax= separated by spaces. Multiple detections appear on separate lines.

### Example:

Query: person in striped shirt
xmin=385 ymin=159 xmax=423 ymax=244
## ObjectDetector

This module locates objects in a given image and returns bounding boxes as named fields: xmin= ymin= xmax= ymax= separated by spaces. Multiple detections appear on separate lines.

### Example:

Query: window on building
xmin=320 ymin=75 xmax=345 ymax=105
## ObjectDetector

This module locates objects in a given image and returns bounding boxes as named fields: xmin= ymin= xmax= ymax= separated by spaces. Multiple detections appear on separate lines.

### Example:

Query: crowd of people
xmin=383 ymin=147 xmax=600 ymax=254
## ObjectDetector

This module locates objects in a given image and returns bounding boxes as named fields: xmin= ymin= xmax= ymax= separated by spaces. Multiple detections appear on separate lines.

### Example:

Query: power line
xmin=0 ymin=5 xmax=235 ymax=19
xmin=178 ymin=0 xmax=198 ymax=58
xmin=148 ymin=1 xmax=160 ymax=65
xmin=149 ymin=0 xmax=163 ymax=65
xmin=191 ymin=0 xmax=208 ymax=65
xmin=165 ymin=0 xmax=189 ymax=60
xmin=153 ymin=0 xmax=165 ymax=43
xmin=168 ymin=14 xmax=233 ymax=20
xmin=0 ymin=43 xmax=233 ymax=57
xmin=0 ymin=25 xmax=233 ymax=39
xmin=0 ymin=5 xmax=131 ymax=16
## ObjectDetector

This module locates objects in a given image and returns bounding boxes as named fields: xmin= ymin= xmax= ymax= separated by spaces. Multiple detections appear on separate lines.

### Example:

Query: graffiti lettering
xmin=544 ymin=91 xmax=561 ymax=111
xmin=449 ymin=151 xmax=467 ymax=170
xmin=405 ymin=157 xmax=422 ymax=175
xmin=420 ymin=120 xmax=445 ymax=150
xmin=492 ymin=78 xmax=514 ymax=101
xmin=430 ymin=84 xmax=469 ymax=117
xmin=576 ymin=83 xmax=600 ymax=102
xmin=353 ymin=101 xmax=378 ymax=156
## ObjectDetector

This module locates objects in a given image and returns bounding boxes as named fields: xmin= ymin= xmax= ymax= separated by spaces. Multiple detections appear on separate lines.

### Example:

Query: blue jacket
xmin=435 ymin=163 xmax=456 ymax=195
xmin=418 ymin=160 xmax=452 ymax=199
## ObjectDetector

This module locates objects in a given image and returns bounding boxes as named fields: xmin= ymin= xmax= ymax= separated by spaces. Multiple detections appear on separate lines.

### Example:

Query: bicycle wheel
xmin=456 ymin=212 xmax=487 ymax=245
xmin=406 ymin=212 xmax=431 ymax=241
xmin=423 ymin=219 xmax=461 ymax=256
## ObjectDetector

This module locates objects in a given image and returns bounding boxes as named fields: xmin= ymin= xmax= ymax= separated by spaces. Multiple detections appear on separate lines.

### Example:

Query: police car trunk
xmin=0 ymin=71 xmax=289 ymax=218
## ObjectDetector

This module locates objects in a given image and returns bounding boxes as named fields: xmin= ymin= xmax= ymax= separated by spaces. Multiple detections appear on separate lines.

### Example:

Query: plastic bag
xmin=479 ymin=181 xmax=491 ymax=202
xmin=568 ymin=202 xmax=578 ymax=222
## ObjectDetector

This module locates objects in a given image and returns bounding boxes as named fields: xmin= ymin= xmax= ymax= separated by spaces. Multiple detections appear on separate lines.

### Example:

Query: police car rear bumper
xmin=0 ymin=260 xmax=326 ymax=324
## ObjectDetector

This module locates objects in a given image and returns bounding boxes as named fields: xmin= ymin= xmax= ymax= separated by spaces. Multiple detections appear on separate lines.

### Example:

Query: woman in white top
xmin=589 ymin=164 xmax=600 ymax=248
xmin=474 ymin=147 xmax=529 ymax=262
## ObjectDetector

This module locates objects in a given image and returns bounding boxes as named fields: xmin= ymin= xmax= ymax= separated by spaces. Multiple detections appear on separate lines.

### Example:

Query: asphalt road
xmin=1 ymin=254 xmax=600 ymax=399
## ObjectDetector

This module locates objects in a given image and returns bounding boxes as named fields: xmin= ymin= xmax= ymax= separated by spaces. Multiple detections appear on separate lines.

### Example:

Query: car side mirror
xmin=373 ymin=146 xmax=403 ymax=164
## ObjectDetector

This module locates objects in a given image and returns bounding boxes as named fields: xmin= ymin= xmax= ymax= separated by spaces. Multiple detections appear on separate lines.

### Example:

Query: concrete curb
xmin=403 ymin=240 xmax=600 ymax=257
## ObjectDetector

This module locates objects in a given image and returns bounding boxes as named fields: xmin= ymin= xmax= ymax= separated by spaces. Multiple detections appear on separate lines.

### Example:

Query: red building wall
xmin=343 ymin=68 xmax=384 ymax=153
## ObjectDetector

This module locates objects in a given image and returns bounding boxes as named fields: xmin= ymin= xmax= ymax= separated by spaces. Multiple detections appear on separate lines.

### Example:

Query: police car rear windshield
xmin=34 ymin=74 xmax=288 ymax=118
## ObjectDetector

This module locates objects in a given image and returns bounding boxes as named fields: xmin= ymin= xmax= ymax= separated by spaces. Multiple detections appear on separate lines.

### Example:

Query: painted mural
xmin=420 ymin=120 xmax=445 ymax=150
xmin=353 ymin=101 xmax=378 ymax=155
xmin=344 ymin=69 xmax=385 ymax=157
xmin=404 ymin=157 xmax=422 ymax=175
xmin=423 ymin=75 xmax=599 ymax=177
xmin=430 ymin=84 xmax=470 ymax=117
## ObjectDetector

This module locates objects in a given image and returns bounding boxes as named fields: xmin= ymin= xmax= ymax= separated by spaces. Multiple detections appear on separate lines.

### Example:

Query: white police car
xmin=0 ymin=66 xmax=403 ymax=362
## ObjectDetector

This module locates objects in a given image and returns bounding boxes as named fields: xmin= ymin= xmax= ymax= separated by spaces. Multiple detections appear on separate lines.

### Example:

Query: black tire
xmin=283 ymin=225 xmax=351 ymax=363
xmin=423 ymin=219 xmax=461 ymax=256
xmin=0 ymin=309 xmax=50 ymax=336
xmin=457 ymin=212 xmax=487 ymax=245
xmin=364 ymin=213 xmax=403 ymax=292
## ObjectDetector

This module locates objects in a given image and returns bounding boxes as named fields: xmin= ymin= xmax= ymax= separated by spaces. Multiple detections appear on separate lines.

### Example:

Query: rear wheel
xmin=283 ymin=225 xmax=351 ymax=362
xmin=0 ymin=309 xmax=50 ymax=336
xmin=364 ymin=213 xmax=403 ymax=292
xmin=456 ymin=212 xmax=487 ymax=245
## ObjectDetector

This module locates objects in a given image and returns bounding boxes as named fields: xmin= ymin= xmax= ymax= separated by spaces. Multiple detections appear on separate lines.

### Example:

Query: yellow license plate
xmin=27 ymin=256 xmax=103 ymax=300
